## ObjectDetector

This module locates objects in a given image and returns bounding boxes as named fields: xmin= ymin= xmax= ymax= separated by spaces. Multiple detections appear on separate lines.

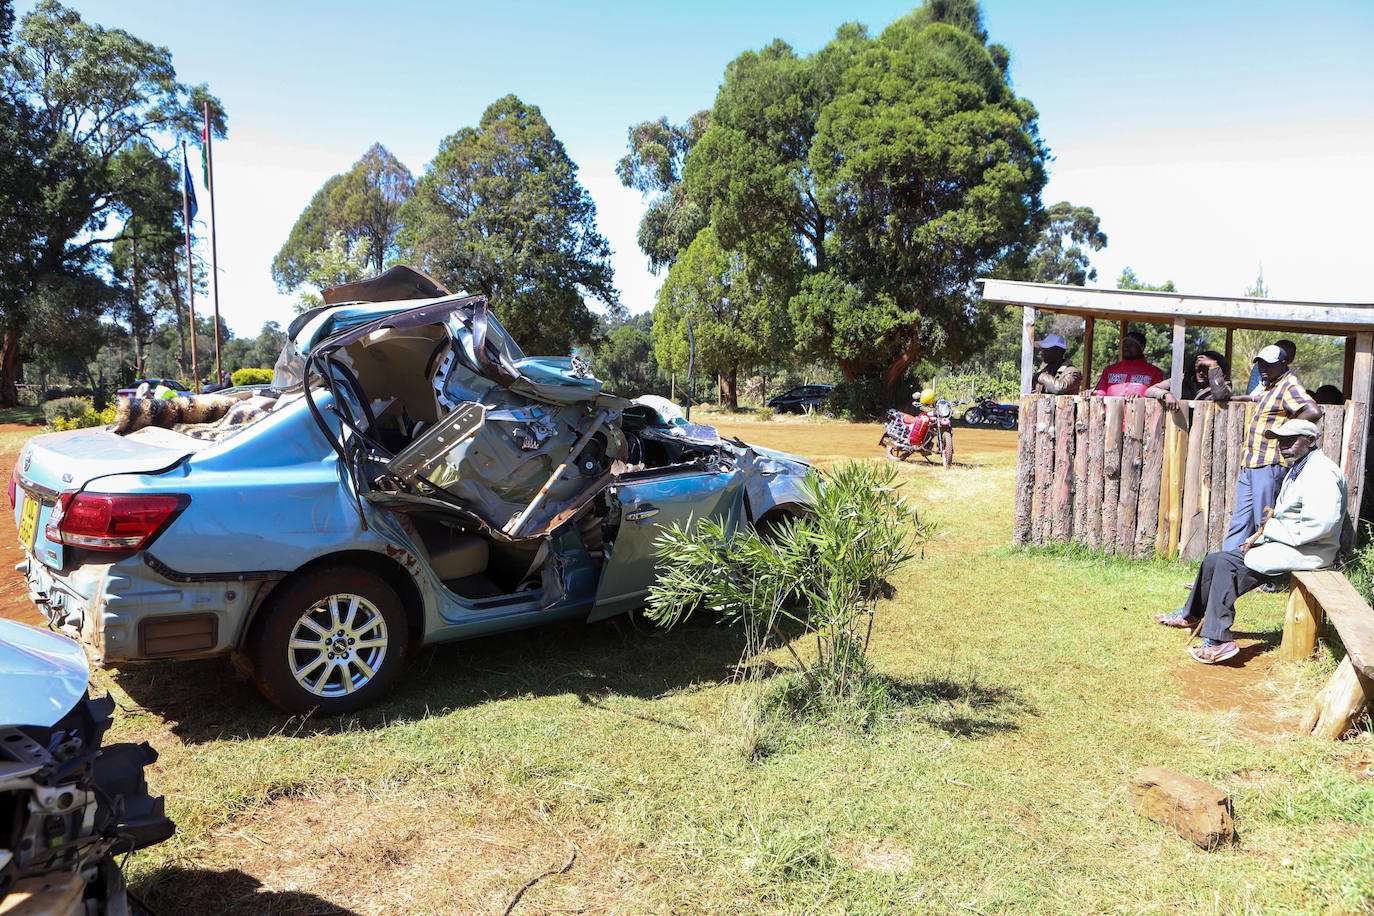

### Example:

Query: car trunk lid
xmin=14 ymin=428 xmax=195 ymax=568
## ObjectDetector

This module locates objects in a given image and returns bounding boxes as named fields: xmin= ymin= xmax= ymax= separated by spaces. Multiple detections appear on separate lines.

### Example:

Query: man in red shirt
xmin=1090 ymin=331 xmax=1164 ymax=397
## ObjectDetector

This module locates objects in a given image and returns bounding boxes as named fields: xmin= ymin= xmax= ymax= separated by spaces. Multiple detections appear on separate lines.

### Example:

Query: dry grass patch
xmin=139 ymin=785 xmax=653 ymax=915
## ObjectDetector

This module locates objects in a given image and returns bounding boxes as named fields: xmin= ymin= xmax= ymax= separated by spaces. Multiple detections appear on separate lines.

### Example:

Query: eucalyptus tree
xmin=272 ymin=142 xmax=413 ymax=290
xmin=398 ymin=94 xmax=619 ymax=354
xmin=616 ymin=112 xmax=709 ymax=272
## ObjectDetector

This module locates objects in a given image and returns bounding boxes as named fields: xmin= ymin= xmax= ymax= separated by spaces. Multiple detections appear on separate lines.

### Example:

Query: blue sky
xmin=16 ymin=0 xmax=1374 ymax=337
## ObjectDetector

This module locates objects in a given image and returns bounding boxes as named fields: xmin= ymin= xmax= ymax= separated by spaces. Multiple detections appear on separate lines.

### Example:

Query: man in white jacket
xmin=1154 ymin=418 xmax=1346 ymax=663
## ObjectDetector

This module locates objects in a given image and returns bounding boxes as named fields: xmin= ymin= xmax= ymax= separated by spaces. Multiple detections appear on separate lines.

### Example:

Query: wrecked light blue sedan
xmin=12 ymin=269 xmax=812 ymax=713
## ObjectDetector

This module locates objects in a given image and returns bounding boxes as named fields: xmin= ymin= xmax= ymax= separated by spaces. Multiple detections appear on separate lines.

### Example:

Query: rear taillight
xmin=45 ymin=492 xmax=188 ymax=551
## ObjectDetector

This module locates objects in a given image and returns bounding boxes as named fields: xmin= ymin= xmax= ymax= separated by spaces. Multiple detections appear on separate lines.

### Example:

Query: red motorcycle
xmin=879 ymin=396 xmax=954 ymax=468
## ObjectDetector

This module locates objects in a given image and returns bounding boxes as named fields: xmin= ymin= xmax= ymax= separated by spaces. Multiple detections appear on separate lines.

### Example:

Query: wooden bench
xmin=1280 ymin=569 xmax=1374 ymax=739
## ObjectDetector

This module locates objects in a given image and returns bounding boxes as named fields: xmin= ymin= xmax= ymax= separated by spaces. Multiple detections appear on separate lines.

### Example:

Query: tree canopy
xmin=1024 ymin=202 xmax=1107 ymax=285
xmin=616 ymin=112 xmax=709 ymax=273
xmin=272 ymin=142 xmax=412 ymax=290
xmin=652 ymin=226 xmax=788 ymax=410
xmin=683 ymin=0 xmax=1048 ymax=401
xmin=0 ymin=0 xmax=223 ymax=403
xmin=398 ymin=94 xmax=619 ymax=355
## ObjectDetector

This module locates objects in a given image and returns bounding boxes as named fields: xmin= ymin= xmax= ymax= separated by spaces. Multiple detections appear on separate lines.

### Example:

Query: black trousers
xmin=1182 ymin=548 xmax=1273 ymax=642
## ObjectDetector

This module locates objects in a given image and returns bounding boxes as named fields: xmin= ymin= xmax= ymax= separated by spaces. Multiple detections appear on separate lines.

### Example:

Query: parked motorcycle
xmin=880 ymin=397 xmax=954 ymax=468
xmin=0 ymin=618 xmax=174 ymax=915
xmin=961 ymin=395 xmax=1018 ymax=430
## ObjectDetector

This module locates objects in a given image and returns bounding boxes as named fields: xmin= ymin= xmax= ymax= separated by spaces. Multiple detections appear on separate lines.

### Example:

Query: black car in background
xmin=767 ymin=384 xmax=836 ymax=413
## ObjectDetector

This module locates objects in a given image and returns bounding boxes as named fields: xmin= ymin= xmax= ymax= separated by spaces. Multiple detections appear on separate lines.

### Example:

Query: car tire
xmin=249 ymin=567 xmax=409 ymax=715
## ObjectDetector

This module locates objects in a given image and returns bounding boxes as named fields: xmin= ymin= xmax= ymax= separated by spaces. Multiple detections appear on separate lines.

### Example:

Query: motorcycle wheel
xmin=940 ymin=430 xmax=954 ymax=469
xmin=963 ymin=407 xmax=984 ymax=426
xmin=997 ymin=413 xmax=1016 ymax=430
xmin=885 ymin=443 xmax=911 ymax=462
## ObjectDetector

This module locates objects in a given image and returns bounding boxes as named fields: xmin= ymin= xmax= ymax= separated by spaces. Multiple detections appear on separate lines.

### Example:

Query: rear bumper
xmin=20 ymin=553 xmax=263 ymax=665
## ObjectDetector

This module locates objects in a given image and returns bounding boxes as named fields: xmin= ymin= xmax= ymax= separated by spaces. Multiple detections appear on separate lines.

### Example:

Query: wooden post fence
xmin=1013 ymin=395 xmax=1365 ymax=559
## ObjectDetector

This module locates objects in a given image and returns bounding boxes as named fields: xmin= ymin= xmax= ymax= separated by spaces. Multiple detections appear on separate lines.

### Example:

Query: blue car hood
xmin=0 ymin=618 xmax=89 ymax=728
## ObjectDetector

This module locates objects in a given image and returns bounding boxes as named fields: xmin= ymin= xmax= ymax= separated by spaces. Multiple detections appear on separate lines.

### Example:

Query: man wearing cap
xmin=1031 ymin=333 xmax=1083 ymax=395
xmin=1089 ymin=330 xmax=1165 ymax=397
xmin=1224 ymin=344 xmax=1322 ymax=550
xmin=1155 ymin=419 xmax=1344 ymax=663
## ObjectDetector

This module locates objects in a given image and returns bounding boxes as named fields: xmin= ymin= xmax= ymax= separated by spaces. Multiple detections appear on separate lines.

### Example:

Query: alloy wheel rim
xmin=287 ymin=593 xmax=388 ymax=698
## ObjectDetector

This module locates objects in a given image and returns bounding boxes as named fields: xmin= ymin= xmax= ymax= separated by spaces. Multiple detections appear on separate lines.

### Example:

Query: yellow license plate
xmin=17 ymin=492 xmax=39 ymax=550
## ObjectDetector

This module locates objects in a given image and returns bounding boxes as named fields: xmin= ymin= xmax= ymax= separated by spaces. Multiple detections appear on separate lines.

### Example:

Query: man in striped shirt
xmin=1224 ymin=344 xmax=1322 ymax=550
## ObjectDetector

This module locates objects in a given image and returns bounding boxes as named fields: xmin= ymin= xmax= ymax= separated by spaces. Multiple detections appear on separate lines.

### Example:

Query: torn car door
xmin=588 ymin=467 xmax=745 ymax=622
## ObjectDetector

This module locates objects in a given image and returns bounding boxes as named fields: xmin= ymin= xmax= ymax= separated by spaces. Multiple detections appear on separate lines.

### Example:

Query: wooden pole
xmin=1102 ymin=398 xmax=1124 ymax=553
xmin=1071 ymin=396 xmax=1091 ymax=540
xmin=1118 ymin=322 xmax=1127 ymax=361
xmin=1343 ymin=335 xmax=1356 ymax=398
xmin=1224 ymin=328 xmax=1234 ymax=374
xmin=1051 ymin=396 xmax=1076 ymax=542
xmin=1352 ymin=331 xmax=1373 ymax=408
xmin=1085 ymin=397 xmax=1105 ymax=549
xmin=1180 ymin=403 xmax=1207 ymax=559
xmin=1136 ymin=401 xmax=1166 ymax=557
xmin=1207 ymin=404 xmax=1229 ymax=553
xmin=1021 ymin=307 xmax=1037 ymax=395
xmin=1033 ymin=395 xmax=1055 ymax=545
xmin=1166 ymin=409 xmax=1189 ymax=557
xmin=1082 ymin=318 xmax=1096 ymax=393
xmin=1118 ymin=399 xmax=1146 ymax=556
xmin=1279 ymin=581 xmax=1325 ymax=662
xmin=1320 ymin=403 xmax=1344 ymax=463
xmin=1013 ymin=395 xmax=1037 ymax=544
xmin=1169 ymin=319 xmax=1188 ymax=399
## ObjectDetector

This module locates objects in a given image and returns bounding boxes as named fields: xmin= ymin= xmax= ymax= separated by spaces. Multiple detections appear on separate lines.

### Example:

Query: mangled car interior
xmin=17 ymin=266 xmax=810 ymax=712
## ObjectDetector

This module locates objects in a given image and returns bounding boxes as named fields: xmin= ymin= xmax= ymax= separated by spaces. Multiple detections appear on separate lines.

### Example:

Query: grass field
xmin=12 ymin=416 xmax=1373 ymax=913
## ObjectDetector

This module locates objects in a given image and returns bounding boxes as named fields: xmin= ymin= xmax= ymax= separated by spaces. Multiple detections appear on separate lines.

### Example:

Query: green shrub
xmin=231 ymin=367 xmax=274 ymax=387
xmin=647 ymin=461 xmax=926 ymax=730
xmin=930 ymin=361 xmax=1021 ymax=404
xmin=824 ymin=376 xmax=887 ymax=421
xmin=50 ymin=405 xmax=116 ymax=431
xmin=42 ymin=397 xmax=93 ymax=424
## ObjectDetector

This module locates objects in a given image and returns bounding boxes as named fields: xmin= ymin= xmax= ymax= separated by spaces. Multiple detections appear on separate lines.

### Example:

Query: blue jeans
xmin=1223 ymin=464 xmax=1288 ymax=550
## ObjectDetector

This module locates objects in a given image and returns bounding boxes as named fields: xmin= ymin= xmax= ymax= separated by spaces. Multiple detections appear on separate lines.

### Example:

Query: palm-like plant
xmin=646 ymin=462 xmax=923 ymax=708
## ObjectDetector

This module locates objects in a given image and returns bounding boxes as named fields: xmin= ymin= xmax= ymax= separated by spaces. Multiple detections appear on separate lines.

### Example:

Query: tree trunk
xmin=0 ymin=328 xmax=23 ymax=408
xmin=720 ymin=366 xmax=739 ymax=412
xmin=881 ymin=337 xmax=924 ymax=406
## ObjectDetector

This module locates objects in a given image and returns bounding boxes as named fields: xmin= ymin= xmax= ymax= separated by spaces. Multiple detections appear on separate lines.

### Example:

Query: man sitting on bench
xmin=1154 ymin=419 xmax=1346 ymax=663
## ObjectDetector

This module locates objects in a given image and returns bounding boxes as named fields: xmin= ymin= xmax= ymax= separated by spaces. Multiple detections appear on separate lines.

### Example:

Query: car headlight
xmin=935 ymin=399 xmax=953 ymax=418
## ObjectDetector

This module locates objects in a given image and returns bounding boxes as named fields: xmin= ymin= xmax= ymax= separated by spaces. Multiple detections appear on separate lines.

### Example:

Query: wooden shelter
xmin=978 ymin=280 xmax=1374 ymax=560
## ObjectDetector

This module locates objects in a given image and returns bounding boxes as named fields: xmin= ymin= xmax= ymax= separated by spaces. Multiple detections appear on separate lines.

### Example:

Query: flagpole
xmin=181 ymin=141 xmax=200 ymax=394
xmin=203 ymin=103 xmax=222 ymax=387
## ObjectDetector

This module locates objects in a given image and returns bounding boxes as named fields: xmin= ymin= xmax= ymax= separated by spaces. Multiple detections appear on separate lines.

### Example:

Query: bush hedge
xmin=231 ymin=367 xmax=274 ymax=387
xmin=42 ymin=397 xmax=93 ymax=424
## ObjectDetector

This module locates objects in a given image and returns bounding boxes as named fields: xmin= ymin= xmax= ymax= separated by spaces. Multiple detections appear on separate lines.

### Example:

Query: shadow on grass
xmin=875 ymin=672 xmax=1037 ymax=738
xmin=111 ymin=611 xmax=752 ymax=744
xmin=0 ymin=405 xmax=44 ymax=425
xmin=134 ymin=866 xmax=361 ymax=915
